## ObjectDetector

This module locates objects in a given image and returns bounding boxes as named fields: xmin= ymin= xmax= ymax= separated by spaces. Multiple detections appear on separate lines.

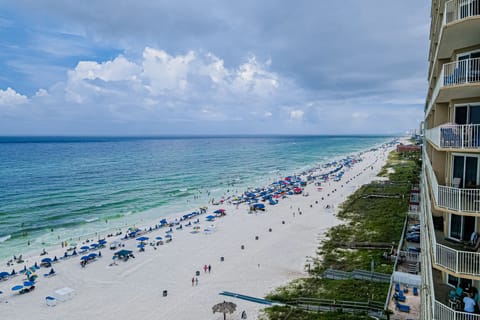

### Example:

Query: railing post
xmin=456 ymin=250 xmax=459 ymax=274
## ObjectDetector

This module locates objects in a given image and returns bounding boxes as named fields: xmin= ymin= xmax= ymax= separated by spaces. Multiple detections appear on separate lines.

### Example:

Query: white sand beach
xmin=0 ymin=143 xmax=395 ymax=320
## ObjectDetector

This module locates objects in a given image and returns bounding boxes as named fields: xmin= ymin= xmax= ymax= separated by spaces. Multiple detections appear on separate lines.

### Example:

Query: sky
xmin=0 ymin=1 xmax=430 ymax=136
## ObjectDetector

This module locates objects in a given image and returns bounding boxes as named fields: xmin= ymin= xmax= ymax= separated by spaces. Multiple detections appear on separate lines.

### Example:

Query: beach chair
xmin=45 ymin=296 xmax=56 ymax=307
xmin=396 ymin=302 xmax=410 ymax=313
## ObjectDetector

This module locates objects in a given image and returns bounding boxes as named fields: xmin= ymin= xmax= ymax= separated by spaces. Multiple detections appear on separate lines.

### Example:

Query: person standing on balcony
xmin=464 ymin=292 xmax=476 ymax=313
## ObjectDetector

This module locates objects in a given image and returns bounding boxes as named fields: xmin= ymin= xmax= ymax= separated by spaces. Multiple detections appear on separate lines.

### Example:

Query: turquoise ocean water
xmin=0 ymin=135 xmax=393 ymax=260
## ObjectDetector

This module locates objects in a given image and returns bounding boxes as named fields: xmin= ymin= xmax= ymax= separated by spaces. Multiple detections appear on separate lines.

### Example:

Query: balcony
xmin=427 ymin=57 xmax=480 ymax=116
xmin=426 ymin=124 xmax=480 ymax=150
xmin=428 ymin=0 xmax=480 ymax=92
xmin=425 ymin=152 xmax=480 ymax=213
xmin=445 ymin=0 xmax=480 ymax=24
xmin=422 ymin=160 xmax=480 ymax=277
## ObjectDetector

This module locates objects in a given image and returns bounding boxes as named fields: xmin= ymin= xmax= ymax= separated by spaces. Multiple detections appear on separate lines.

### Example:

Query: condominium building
xmin=422 ymin=0 xmax=480 ymax=319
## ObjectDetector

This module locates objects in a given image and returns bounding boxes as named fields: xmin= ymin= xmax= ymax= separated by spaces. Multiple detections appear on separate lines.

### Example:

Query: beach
xmin=0 ymin=142 xmax=396 ymax=320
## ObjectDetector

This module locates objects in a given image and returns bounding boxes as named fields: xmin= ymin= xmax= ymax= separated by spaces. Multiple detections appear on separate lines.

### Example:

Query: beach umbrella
xmin=80 ymin=246 xmax=90 ymax=250
xmin=80 ymin=256 xmax=90 ymax=261
xmin=41 ymin=258 xmax=52 ymax=263
xmin=0 ymin=271 xmax=9 ymax=278
xmin=155 ymin=236 xmax=163 ymax=240
xmin=165 ymin=234 xmax=172 ymax=239
xmin=212 ymin=301 xmax=237 ymax=320
xmin=136 ymin=236 xmax=149 ymax=242
xmin=11 ymin=285 xmax=23 ymax=291
xmin=90 ymin=243 xmax=99 ymax=248
xmin=206 ymin=215 xmax=215 ymax=220
xmin=23 ymin=281 xmax=35 ymax=287
xmin=88 ymin=253 xmax=97 ymax=259
xmin=214 ymin=209 xmax=225 ymax=214
xmin=137 ymin=243 xmax=145 ymax=248
xmin=98 ymin=239 xmax=107 ymax=245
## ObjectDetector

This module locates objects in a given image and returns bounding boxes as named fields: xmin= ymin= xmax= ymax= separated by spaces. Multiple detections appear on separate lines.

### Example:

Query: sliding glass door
xmin=453 ymin=154 xmax=479 ymax=188
xmin=450 ymin=213 xmax=476 ymax=241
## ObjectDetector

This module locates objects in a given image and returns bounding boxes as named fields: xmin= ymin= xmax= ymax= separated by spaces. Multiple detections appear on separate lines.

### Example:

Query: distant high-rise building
xmin=422 ymin=0 xmax=480 ymax=318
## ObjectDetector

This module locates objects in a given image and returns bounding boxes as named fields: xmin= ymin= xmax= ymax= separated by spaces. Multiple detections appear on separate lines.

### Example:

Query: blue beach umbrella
xmin=23 ymin=281 xmax=35 ymax=287
xmin=88 ymin=253 xmax=97 ymax=259
xmin=0 ymin=271 xmax=9 ymax=278
xmin=80 ymin=246 xmax=90 ymax=250
xmin=155 ymin=236 xmax=163 ymax=240
xmin=11 ymin=285 xmax=23 ymax=291
xmin=41 ymin=258 xmax=52 ymax=263
xmin=165 ymin=234 xmax=172 ymax=239
xmin=98 ymin=239 xmax=107 ymax=245
xmin=137 ymin=243 xmax=145 ymax=248
xmin=136 ymin=236 xmax=149 ymax=242
xmin=80 ymin=256 xmax=90 ymax=261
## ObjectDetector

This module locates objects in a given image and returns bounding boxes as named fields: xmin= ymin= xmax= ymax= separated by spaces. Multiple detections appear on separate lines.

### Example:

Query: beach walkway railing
xmin=322 ymin=268 xmax=391 ymax=283
xmin=286 ymin=297 xmax=385 ymax=318
xmin=219 ymin=292 xmax=386 ymax=318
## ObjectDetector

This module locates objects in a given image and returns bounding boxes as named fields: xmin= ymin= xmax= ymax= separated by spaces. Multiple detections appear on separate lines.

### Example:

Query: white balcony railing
xmin=445 ymin=0 xmax=480 ymax=24
xmin=425 ymin=152 xmax=480 ymax=213
xmin=426 ymin=57 xmax=480 ymax=116
xmin=443 ymin=57 xmax=480 ymax=86
xmin=435 ymin=300 xmax=480 ymax=320
xmin=423 ymin=154 xmax=480 ymax=277
xmin=436 ymin=243 xmax=480 ymax=275
xmin=426 ymin=124 xmax=480 ymax=149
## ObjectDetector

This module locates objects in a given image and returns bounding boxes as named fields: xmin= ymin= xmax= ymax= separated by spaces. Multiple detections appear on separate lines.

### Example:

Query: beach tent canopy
xmin=113 ymin=249 xmax=132 ymax=258
xmin=53 ymin=287 xmax=75 ymax=301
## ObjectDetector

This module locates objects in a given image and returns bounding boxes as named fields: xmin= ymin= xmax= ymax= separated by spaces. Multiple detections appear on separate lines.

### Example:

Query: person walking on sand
xmin=195 ymin=277 xmax=199 ymax=286
xmin=204 ymin=264 xmax=208 ymax=273
xmin=208 ymin=264 xmax=211 ymax=273
xmin=191 ymin=277 xmax=194 ymax=286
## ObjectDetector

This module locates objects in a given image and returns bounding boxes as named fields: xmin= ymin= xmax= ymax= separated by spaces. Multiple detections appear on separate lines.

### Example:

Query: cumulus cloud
xmin=0 ymin=87 xmax=28 ymax=106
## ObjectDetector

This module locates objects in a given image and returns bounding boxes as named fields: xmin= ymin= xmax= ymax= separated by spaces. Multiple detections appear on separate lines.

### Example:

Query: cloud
xmin=0 ymin=87 xmax=28 ymax=106
xmin=0 ymin=1 xmax=429 ymax=134
xmin=289 ymin=110 xmax=304 ymax=120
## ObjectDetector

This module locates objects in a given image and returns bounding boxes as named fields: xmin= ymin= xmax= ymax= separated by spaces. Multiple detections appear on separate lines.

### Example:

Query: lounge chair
xmin=396 ymin=302 xmax=410 ymax=313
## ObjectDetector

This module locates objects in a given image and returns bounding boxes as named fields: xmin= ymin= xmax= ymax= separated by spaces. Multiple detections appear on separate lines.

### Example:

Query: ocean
xmin=0 ymin=135 xmax=393 ymax=260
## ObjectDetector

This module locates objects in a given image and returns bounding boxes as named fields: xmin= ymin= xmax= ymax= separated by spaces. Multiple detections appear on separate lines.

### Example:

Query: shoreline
xmin=0 ymin=140 xmax=398 ymax=320
xmin=0 ymin=137 xmax=393 ymax=262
